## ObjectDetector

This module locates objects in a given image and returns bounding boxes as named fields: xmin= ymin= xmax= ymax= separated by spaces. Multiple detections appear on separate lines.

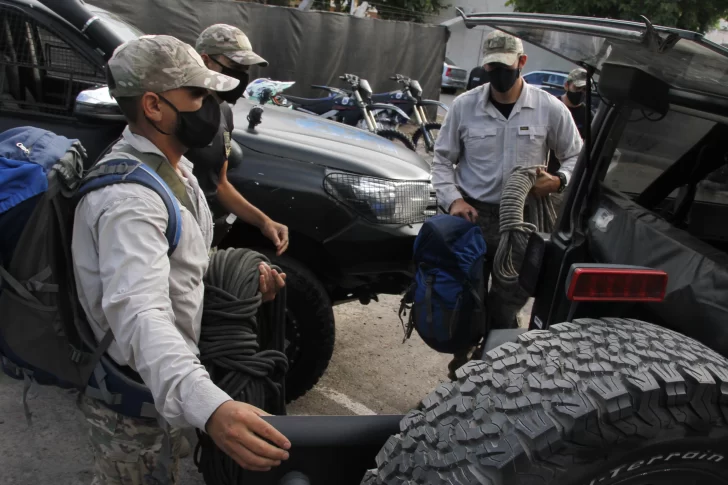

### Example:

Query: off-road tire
xmin=412 ymin=122 xmax=442 ymax=153
xmin=376 ymin=129 xmax=416 ymax=151
xmin=263 ymin=254 xmax=335 ymax=403
xmin=364 ymin=318 xmax=728 ymax=484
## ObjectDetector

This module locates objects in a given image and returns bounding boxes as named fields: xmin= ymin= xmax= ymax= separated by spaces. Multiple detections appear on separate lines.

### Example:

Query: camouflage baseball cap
xmin=567 ymin=67 xmax=588 ymax=88
xmin=196 ymin=24 xmax=268 ymax=67
xmin=481 ymin=30 xmax=524 ymax=66
xmin=107 ymin=35 xmax=240 ymax=98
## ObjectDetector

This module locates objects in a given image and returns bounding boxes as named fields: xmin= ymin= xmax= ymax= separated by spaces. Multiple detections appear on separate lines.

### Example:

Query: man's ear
xmin=140 ymin=92 xmax=163 ymax=122
xmin=200 ymin=53 xmax=213 ymax=69
xmin=518 ymin=54 xmax=528 ymax=70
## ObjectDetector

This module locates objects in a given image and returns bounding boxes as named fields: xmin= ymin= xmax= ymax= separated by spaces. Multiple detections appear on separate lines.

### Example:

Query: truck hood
xmin=230 ymin=99 xmax=431 ymax=181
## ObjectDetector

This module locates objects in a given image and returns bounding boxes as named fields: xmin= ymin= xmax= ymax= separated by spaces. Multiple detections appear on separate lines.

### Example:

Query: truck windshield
xmin=87 ymin=4 xmax=144 ymax=41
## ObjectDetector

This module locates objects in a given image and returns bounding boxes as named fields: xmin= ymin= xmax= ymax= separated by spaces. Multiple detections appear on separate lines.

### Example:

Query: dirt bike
xmin=284 ymin=74 xmax=416 ymax=151
xmin=370 ymin=74 xmax=449 ymax=160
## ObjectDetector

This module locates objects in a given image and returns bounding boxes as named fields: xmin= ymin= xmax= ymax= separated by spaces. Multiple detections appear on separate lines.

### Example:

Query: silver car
xmin=441 ymin=57 xmax=468 ymax=93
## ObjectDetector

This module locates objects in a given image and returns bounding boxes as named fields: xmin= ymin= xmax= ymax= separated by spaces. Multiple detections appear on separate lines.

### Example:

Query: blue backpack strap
xmin=77 ymin=159 xmax=182 ymax=255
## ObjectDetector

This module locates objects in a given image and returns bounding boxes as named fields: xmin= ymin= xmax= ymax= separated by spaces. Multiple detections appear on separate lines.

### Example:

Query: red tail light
xmin=445 ymin=67 xmax=452 ymax=76
xmin=566 ymin=267 xmax=668 ymax=302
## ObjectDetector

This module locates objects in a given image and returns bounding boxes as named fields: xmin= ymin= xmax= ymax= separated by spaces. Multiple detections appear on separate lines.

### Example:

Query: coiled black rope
xmin=194 ymin=247 xmax=288 ymax=485
xmin=494 ymin=166 xmax=557 ymax=288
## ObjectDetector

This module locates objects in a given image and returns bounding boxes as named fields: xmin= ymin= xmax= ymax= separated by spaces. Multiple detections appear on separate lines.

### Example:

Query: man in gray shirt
xmin=432 ymin=31 xmax=582 ymax=374
xmin=73 ymin=35 xmax=289 ymax=483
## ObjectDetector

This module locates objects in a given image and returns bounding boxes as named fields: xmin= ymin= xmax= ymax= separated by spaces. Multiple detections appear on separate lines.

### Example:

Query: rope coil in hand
xmin=194 ymin=248 xmax=288 ymax=485
xmin=493 ymin=166 xmax=557 ymax=287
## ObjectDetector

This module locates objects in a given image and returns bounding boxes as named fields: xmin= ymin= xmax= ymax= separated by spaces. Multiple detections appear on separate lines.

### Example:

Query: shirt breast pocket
xmin=516 ymin=125 xmax=548 ymax=165
xmin=463 ymin=127 xmax=498 ymax=157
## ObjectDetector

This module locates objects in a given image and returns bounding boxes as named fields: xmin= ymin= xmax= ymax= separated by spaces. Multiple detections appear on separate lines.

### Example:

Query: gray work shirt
xmin=432 ymin=82 xmax=583 ymax=210
xmin=72 ymin=127 xmax=231 ymax=430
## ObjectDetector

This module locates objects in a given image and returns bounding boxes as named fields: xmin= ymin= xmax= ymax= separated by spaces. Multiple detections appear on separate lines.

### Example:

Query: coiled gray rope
xmin=493 ymin=165 xmax=557 ymax=287
xmin=194 ymin=247 xmax=288 ymax=485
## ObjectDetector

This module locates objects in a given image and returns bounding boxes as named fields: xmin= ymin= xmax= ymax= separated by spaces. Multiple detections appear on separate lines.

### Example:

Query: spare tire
xmin=364 ymin=318 xmax=728 ymax=484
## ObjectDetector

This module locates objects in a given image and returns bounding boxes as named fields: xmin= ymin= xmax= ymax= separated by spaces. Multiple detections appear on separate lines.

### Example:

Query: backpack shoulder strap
xmin=140 ymin=155 xmax=196 ymax=217
xmin=111 ymin=144 xmax=196 ymax=216
xmin=78 ymin=159 xmax=182 ymax=255
xmin=93 ymin=139 xmax=196 ymax=217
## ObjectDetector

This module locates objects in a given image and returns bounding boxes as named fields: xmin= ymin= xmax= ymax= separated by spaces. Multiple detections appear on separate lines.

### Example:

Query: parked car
xmin=0 ymin=0 xmax=436 ymax=403
xmin=523 ymin=69 xmax=570 ymax=96
xmin=441 ymin=56 xmax=467 ymax=93
xmin=525 ymin=68 xmax=602 ymax=112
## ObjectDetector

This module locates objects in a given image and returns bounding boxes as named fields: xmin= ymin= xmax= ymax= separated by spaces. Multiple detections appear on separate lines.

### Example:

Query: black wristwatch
xmin=556 ymin=172 xmax=567 ymax=194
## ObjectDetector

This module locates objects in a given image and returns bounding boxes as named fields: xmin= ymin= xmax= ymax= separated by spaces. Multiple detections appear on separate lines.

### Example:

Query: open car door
xmin=457 ymin=10 xmax=728 ymax=99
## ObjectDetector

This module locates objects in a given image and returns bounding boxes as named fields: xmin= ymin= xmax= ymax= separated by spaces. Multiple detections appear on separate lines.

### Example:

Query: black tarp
xmin=587 ymin=187 xmax=728 ymax=355
xmin=89 ymin=0 xmax=448 ymax=100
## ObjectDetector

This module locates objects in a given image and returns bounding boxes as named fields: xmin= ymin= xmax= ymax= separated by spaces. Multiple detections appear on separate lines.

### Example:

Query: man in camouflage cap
xmin=560 ymin=67 xmax=589 ymax=139
xmin=481 ymin=29 xmax=525 ymax=67
xmin=74 ymin=34 xmax=290 ymax=484
xmin=432 ymin=29 xmax=582 ymax=378
xmin=187 ymin=24 xmax=289 ymax=255
xmin=196 ymin=23 xmax=268 ymax=68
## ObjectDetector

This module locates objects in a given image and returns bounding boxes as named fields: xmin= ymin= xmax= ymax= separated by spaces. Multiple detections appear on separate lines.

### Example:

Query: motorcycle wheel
xmin=412 ymin=122 xmax=442 ymax=153
xmin=376 ymin=129 xmax=416 ymax=151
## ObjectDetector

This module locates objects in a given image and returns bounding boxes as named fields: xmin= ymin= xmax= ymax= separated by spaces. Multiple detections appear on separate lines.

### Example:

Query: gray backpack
xmin=0 ymin=127 xmax=187 ymax=421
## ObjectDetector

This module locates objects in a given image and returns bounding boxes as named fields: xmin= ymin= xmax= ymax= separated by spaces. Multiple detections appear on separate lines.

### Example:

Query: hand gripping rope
xmin=194 ymin=248 xmax=289 ymax=485
xmin=493 ymin=166 xmax=558 ymax=288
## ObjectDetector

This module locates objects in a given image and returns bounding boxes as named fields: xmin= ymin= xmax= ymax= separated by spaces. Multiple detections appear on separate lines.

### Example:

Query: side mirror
xmin=73 ymin=86 xmax=125 ymax=122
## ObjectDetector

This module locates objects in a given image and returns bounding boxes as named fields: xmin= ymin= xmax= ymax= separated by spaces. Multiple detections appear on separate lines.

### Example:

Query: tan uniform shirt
xmin=72 ymin=127 xmax=231 ymax=430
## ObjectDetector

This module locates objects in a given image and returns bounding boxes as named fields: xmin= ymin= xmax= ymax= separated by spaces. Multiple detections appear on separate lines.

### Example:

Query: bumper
xmin=323 ymin=220 xmax=421 ymax=294
xmin=441 ymin=78 xmax=467 ymax=89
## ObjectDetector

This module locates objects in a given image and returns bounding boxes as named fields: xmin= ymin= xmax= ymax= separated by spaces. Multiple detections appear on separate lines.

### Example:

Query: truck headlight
xmin=324 ymin=172 xmax=433 ymax=224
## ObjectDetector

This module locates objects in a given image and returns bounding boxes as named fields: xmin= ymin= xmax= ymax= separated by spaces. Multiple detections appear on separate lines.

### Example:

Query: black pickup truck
xmin=0 ymin=0 xmax=436 ymax=401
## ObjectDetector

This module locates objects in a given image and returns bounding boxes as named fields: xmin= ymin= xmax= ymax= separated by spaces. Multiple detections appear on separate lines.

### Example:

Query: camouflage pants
xmin=80 ymin=396 xmax=182 ymax=485
xmin=467 ymin=199 xmax=531 ymax=330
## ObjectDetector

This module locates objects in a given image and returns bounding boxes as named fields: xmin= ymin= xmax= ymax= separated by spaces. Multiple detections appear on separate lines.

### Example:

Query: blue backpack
xmin=0 ymin=127 xmax=181 ymax=422
xmin=400 ymin=214 xmax=487 ymax=354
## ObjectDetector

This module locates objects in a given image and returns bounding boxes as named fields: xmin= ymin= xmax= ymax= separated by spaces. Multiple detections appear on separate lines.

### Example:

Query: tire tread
xmin=364 ymin=318 xmax=728 ymax=484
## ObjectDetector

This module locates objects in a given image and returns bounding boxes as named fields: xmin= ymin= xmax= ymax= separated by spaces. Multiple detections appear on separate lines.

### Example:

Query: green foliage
xmin=312 ymin=0 xmax=449 ymax=23
xmin=506 ymin=0 xmax=727 ymax=33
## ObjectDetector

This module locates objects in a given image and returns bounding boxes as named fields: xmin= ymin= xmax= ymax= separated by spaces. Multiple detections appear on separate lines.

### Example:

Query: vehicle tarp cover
xmin=587 ymin=187 xmax=728 ymax=354
xmin=90 ymin=0 xmax=448 ymax=100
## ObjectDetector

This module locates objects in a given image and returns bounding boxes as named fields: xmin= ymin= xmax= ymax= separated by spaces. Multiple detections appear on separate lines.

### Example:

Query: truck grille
xmin=424 ymin=186 xmax=437 ymax=218
xmin=0 ymin=6 xmax=106 ymax=117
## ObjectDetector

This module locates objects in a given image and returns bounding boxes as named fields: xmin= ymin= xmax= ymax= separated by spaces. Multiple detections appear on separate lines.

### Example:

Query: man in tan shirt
xmin=72 ymin=35 xmax=289 ymax=484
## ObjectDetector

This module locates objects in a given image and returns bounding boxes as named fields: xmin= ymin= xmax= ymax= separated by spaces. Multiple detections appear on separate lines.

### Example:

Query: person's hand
xmin=449 ymin=198 xmax=478 ymax=223
xmin=206 ymin=400 xmax=291 ymax=472
xmin=531 ymin=167 xmax=561 ymax=197
xmin=259 ymin=262 xmax=286 ymax=302
xmin=261 ymin=220 xmax=289 ymax=256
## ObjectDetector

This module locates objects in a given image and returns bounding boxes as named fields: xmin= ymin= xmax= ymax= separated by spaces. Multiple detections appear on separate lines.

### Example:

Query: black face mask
xmin=488 ymin=65 xmax=520 ymax=93
xmin=151 ymin=94 xmax=221 ymax=149
xmin=567 ymin=90 xmax=585 ymax=106
xmin=211 ymin=57 xmax=249 ymax=105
